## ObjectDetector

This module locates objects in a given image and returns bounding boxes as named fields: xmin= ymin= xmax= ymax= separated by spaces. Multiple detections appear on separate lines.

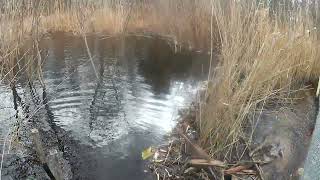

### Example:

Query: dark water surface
xmin=0 ymin=32 xmax=208 ymax=180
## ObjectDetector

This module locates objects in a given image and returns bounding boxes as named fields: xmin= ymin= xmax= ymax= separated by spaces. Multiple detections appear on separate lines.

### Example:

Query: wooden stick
xmin=31 ymin=128 xmax=46 ymax=164
xmin=177 ymin=128 xmax=211 ymax=161
xmin=190 ymin=159 xmax=226 ymax=168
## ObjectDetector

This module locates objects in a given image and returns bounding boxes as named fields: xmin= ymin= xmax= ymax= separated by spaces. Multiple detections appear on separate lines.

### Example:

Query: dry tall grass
xmin=200 ymin=1 xmax=320 ymax=161
xmin=0 ymin=0 xmax=214 ymax=82
xmin=0 ymin=1 xmax=213 ymax=49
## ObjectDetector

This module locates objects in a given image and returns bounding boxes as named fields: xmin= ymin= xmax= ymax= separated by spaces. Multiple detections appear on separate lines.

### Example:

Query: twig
xmin=155 ymin=169 xmax=160 ymax=180
xmin=254 ymin=163 xmax=264 ymax=180
xmin=164 ymin=141 xmax=173 ymax=164
xmin=190 ymin=159 xmax=226 ymax=168
xmin=82 ymin=35 xmax=98 ymax=79
xmin=165 ymin=168 xmax=172 ymax=178
xmin=208 ymin=167 xmax=218 ymax=179
xmin=224 ymin=165 xmax=249 ymax=174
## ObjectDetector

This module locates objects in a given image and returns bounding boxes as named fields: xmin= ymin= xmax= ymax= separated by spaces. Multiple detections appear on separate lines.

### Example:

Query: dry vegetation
xmin=200 ymin=0 xmax=320 ymax=161
xmin=1 ymin=0 xmax=320 ymax=164
xmin=0 ymin=0 xmax=213 ymax=82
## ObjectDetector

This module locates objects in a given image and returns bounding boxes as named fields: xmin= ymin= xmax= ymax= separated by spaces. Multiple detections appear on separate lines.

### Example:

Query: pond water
xmin=0 ymin=32 xmax=208 ymax=180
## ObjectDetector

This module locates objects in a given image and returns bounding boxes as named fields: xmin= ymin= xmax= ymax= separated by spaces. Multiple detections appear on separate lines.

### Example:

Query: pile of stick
xmin=149 ymin=119 xmax=263 ymax=180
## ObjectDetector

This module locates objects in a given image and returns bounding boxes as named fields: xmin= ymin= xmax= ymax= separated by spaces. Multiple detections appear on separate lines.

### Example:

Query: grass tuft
xmin=200 ymin=1 xmax=320 ymax=160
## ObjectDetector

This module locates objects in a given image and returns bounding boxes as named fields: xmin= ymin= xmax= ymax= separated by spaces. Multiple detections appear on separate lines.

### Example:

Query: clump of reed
xmin=200 ymin=0 xmax=320 ymax=161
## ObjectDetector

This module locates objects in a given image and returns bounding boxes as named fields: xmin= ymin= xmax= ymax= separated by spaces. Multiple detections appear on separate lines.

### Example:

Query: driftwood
xmin=31 ymin=129 xmax=46 ymax=163
xmin=31 ymin=128 xmax=72 ymax=180
xmin=47 ymin=149 xmax=73 ymax=180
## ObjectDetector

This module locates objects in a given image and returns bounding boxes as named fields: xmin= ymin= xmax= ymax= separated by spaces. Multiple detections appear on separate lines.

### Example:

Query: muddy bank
xmin=149 ymin=88 xmax=317 ymax=179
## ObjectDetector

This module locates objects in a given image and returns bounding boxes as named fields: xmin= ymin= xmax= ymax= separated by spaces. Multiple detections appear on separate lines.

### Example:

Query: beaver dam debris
xmin=146 ymin=106 xmax=260 ymax=180
xmin=147 ymin=131 xmax=258 ymax=179
xmin=147 ymin=88 xmax=317 ymax=180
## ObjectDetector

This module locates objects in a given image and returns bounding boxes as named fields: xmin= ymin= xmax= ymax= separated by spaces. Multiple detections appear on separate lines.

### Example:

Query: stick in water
xmin=317 ymin=77 xmax=320 ymax=97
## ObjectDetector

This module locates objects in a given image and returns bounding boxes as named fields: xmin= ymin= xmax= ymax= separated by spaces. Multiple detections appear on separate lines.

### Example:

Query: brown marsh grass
xmin=200 ymin=1 xmax=320 ymax=161
xmin=1 ymin=0 xmax=320 ymax=163
xmin=0 ymin=0 xmax=215 ymax=82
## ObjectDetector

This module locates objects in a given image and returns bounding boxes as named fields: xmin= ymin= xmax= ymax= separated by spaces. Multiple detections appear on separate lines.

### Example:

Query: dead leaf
xmin=142 ymin=147 xmax=154 ymax=160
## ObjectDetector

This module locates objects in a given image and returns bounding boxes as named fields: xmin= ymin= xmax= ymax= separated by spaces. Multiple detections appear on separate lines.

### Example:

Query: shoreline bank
xmin=148 ymin=86 xmax=318 ymax=179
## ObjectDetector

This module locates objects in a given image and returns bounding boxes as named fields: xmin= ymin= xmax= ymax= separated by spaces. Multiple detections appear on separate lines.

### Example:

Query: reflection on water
xmin=0 ymin=32 xmax=208 ymax=180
